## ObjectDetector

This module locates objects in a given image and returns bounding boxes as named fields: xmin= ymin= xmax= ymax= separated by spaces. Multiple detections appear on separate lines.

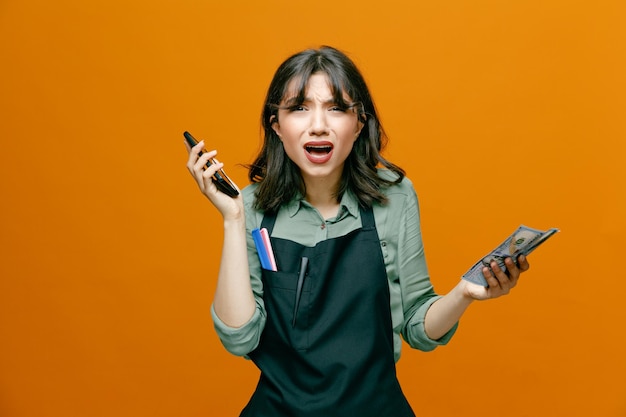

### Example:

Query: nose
xmin=308 ymin=109 xmax=329 ymax=136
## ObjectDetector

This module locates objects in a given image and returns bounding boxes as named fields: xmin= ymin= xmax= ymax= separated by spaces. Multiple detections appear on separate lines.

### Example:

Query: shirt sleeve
xmin=396 ymin=179 xmax=458 ymax=352
xmin=210 ymin=185 xmax=267 ymax=356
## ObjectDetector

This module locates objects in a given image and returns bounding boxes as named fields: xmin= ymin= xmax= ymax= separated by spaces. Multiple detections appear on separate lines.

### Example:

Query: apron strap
xmin=260 ymin=209 xmax=277 ymax=234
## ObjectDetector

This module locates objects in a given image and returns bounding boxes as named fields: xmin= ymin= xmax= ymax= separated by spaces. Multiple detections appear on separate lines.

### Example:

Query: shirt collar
xmin=286 ymin=190 xmax=360 ymax=220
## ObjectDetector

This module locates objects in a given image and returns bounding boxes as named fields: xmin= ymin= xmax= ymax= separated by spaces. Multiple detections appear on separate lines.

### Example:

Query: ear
xmin=354 ymin=114 xmax=366 ymax=140
xmin=270 ymin=115 xmax=281 ymax=138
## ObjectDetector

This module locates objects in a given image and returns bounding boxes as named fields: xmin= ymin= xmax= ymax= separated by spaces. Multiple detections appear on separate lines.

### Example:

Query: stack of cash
xmin=462 ymin=225 xmax=559 ymax=287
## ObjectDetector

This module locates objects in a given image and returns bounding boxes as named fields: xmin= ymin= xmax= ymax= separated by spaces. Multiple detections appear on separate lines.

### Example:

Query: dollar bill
xmin=462 ymin=225 xmax=559 ymax=287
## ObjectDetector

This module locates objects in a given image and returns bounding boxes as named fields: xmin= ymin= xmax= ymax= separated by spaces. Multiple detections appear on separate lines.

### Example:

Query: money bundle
xmin=462 ymin=225 xmax=559 ymax=287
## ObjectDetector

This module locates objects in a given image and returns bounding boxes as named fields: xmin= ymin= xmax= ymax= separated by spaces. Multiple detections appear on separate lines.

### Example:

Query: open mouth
xmin=304 ymin=141 xmax=334 ymax=164
xmin=305 ymin=144 xmax=333 ymax=155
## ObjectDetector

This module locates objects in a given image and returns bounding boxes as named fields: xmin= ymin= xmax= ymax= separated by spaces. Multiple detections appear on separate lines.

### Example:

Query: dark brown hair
xmin=249 ymin=46 xmax=405 ymax=213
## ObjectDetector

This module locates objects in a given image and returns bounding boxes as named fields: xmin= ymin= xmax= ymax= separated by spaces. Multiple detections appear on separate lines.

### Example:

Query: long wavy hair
xmin=249 ymin=46 xmax=405 ymax=213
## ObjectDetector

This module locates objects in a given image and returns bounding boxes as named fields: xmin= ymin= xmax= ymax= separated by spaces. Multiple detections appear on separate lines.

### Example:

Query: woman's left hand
xmin=463 ymin=255 xmax=530 ymax=300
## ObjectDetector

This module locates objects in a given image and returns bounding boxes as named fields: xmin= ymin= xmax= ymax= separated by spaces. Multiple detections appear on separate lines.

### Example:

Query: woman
xmin=185 ymin=46 xmax=529 ymax=417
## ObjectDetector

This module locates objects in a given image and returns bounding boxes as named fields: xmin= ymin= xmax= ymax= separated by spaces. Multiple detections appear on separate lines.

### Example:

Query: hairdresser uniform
xmin=240 ymin=204 xmax=415 ymax=417
xmin=211 ymin=176 xmax=458 ymax=416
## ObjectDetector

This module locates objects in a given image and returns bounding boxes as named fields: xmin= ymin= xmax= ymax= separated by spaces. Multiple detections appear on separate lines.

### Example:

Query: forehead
xmin=282 ymin=72 xmax=350 ymax=103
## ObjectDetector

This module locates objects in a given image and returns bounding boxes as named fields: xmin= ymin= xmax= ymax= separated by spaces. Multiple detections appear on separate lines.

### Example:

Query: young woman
xmin=185 ymin=46 xmax=529 ymax=417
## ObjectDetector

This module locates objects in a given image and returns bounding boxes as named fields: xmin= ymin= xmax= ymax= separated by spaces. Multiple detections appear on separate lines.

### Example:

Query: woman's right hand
xmin=186 ymin=139 xmax=254 ymax=327
xmin=185 ymin=140 xmax=243 ymax=220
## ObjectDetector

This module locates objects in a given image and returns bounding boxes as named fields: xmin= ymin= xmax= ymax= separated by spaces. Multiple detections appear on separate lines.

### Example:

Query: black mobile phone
xmin=184 ymin=131 xmax=239 ymax=197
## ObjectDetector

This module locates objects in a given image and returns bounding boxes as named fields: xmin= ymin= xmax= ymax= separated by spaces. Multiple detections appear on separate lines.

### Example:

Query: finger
xmin=202 ymin=160 xmax=224 ymax=177
xmin=192 ymin=149 xmax=218 ymax=175
xmin=482 ymin=266 xmax=501 ymax=289
xmin=517 ymin=254 xmax=530 ymax=272
xmin=186 ymin=140 xmax=209 ymax=168
xmin=201 ymin=160 xmax=225 ymax=193
xmin=191 ymin=140 xmax=205 ymax=154
xmin=504 ymin=257 xmax=520 ymax=287
xmin=186 ymin=140 xmax=203 ymax=170
xmin=188 ymin=150 xmax=220 ymax=195
xmin=490 ymin=261 xmax=512 ymax=292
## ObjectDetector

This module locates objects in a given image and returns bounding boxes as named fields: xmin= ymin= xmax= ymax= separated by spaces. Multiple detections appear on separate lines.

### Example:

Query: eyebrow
xmin=282 ymin=96 xmax=356 ymax=108
xmin=283 ymin=96 xmax=334 ymax=105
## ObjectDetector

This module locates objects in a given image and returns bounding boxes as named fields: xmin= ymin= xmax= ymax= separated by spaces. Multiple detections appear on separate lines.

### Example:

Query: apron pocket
xmin=262 ymin=270 xmax=310 ymax=351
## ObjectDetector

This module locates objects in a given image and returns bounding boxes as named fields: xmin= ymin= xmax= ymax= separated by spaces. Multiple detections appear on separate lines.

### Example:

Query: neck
xmin=304 ymin=177 xmax=341 ymax=219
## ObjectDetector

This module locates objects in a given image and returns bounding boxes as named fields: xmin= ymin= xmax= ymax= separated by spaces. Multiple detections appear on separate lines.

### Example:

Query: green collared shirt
xmin=211 ymin=170 xmax=457 ymax=362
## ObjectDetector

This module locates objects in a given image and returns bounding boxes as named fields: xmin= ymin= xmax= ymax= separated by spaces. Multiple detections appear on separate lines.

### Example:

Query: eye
xmin=329 ymin=105 xmax=347 ymax=112
xmin=288 ymin=105 xmax=306 ymax=112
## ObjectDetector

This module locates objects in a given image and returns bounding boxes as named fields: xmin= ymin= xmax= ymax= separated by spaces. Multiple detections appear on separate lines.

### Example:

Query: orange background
xmin=1 ymin=1 xmax=625 ymax=416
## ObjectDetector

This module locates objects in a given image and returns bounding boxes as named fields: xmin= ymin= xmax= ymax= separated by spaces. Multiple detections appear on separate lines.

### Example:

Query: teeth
xmin=306 ymin=145 xmax=332 ymax=153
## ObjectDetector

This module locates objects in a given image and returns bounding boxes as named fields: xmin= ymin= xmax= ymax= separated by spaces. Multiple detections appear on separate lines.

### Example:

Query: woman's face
xmin=272 ymin=72 xmax=363 ymax=189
